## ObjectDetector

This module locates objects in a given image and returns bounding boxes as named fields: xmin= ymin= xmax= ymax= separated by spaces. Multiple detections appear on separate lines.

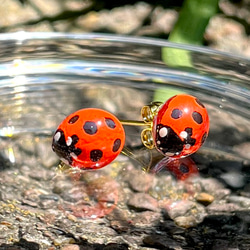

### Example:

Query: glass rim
xmin=0 ymin=31 xmax=249 ymax=61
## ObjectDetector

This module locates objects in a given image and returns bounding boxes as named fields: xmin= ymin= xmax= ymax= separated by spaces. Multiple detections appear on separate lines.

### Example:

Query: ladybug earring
xmin=52 ymin=109 xmax=126 ymax=170
xmin=133 ymin=94 xmax=209 ymax=158
xmin=52 ymin=94 xmax=209 ymax=170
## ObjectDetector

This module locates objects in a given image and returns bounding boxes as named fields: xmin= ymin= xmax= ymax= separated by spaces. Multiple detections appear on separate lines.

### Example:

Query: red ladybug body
xmin=52 ymin=108 xmax=125 ymax=169
xmin=153 ymin=94 xmax=209 ymax=158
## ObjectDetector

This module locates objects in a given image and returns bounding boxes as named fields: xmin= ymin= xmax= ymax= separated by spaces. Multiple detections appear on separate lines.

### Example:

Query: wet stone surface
xmin=0 ymin=130 xmax=250 ymax=249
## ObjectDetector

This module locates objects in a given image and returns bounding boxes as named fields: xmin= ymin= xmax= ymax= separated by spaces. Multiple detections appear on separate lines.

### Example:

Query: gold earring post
xmin=120 ymin=120 xmax=149 ymax=127
xmin=119 ymin=102 xmax=163 ymax=150
xmin=120 ymin=102 xmax=163 ymax=127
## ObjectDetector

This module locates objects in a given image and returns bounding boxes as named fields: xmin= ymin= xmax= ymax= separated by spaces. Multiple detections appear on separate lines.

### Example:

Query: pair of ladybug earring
xmin=52 ymin=94 xmax=209 ymax=170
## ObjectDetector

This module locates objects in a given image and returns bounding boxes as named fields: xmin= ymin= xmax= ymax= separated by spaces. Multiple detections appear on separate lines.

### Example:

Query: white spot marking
xmin=159 ymin=127 xmax=168 ymax=138
xmin=54 ymin=131 xmax=61 ymax=142
xmin=185 ymin=144 xmax=191 ymax=149
xmin=157 ymin=140 xmax=161 ymax=145
xmin=66 ymin=136 xmax=72 ymax=146
xmin=165 ymin=152 xmax=175 ymax=157
xmin=70 ymin=152 xmax=77 ymax=159
xmin=180 ymin=131 xmax=188 ymax=139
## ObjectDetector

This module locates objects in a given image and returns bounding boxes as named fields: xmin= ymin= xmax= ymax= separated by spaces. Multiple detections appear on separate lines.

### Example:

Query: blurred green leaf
xmin=162 ymin=0 xmax=219 ymax=67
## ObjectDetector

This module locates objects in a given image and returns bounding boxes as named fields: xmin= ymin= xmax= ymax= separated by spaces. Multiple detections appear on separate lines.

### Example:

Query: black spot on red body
xmin=171 ymin=109 xmax=182 ymax=119
xmin=83 ymin=121 xmax=98 ymax=135
xmin=195 ymin=98 xmax=205 ymax=108
xmin=179 ymin=164 xmax=190 ymax=173
xmin=184 ymin=127 xmax=196 ymax=146
xmin=71 ymin=134 xmax=79 ymax=145
xmin=185 ymin=127 xmax=193 ymax=136
xmin=52 ymin=129 xmax=82 ymax=165
xmin=192 ymin=111 xmax=203 ymax=124
xmin=201 ymin=132 xmax=208 ymax=144
xmin=113 ymin=139 xmax=121 ymax=152
xmin=73 ymin=147 xmax=82 ymax=156
xmin=105 ymin=118 xmax=116 ymax=129
xmin=90 ymin=149 xmax=103 ymax=162
xmin=68 ymin=115 xmax=79 ymax=124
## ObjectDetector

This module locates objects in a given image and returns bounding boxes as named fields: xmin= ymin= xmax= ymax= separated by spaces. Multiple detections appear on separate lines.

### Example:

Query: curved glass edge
xmin=0 ymin=31 xmax=249 ymax=61
xmin=0 ymin=59 xmax=248 ymax=96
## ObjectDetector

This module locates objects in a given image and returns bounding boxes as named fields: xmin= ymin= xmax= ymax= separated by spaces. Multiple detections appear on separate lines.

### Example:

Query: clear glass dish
xmin=0 ymin=32 xmax=249 ymax=248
